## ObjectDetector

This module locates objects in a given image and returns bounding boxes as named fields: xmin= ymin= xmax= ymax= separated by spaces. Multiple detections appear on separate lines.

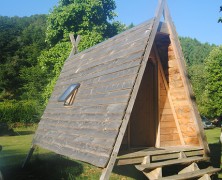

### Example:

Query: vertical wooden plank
xmin=154 ymin=45 xmax=185 ymax=146
xmin=99 ymin=0 xmax=166 ymax=179
xmin=163 ymin=2 xmax=209 ymax=154
xmin=155 ymin=59 xmax=161 ymax=148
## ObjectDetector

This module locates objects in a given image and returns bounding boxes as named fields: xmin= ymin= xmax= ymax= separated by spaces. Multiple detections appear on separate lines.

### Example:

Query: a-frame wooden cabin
xmin=25 ymin=0 xmax=220 ymax=179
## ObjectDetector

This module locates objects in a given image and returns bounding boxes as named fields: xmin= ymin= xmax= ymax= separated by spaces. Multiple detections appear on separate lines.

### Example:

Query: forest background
xmin=0 ymin=0 xmax=222 ymax=125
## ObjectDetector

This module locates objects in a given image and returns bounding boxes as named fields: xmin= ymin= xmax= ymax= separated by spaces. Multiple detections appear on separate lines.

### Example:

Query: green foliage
xmin=46 ymin=0 xmax=122 ymax=46
xmin=180 ymin=37 xmax=215 ymax=66
xmin=78 ymin=31 xmax=104 ymax=51
xmin=188 ymin=64 xmax=205 ymax=100
xmin=0 ymin=15 xmax=47 ymax=100
xmin=180 ymin=37 xmax=216 ymax=116
xmin=39 ymin=42 xmax=71 ymax=105
xmin=19 ymin=66 xmax=47 ymax=101
xmin=0 ymin=100 xmax=41 ymax=124
xmin=202 ymin=46 xmax=222 ymax=117
xmin=19 ymin=42 xmax=71 ymax=107
xmin=0 ymin=1 xmax=127 ymax=124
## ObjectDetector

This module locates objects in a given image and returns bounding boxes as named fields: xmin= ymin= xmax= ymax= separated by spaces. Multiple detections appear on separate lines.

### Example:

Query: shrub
xmin=0 ymin=100 xmax=41 ymax=124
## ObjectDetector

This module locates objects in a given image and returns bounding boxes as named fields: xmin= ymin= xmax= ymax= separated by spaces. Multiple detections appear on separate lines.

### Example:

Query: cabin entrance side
xmin=121 ymin=48 xmax=160 ymax=150
xmin=121 ymin=32 xmax=203 ymax=152
xmin=121 ymin=33 xmax=190 ymax=150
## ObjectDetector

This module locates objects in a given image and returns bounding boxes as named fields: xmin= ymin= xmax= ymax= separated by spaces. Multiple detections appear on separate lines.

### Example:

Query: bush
xmin=0 ymin=100 xmax=41 ymax=124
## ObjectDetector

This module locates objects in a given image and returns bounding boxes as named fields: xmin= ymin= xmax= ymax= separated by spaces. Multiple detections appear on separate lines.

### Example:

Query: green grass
xmin=0 ymin=126 xmax=221 ymax=179
xmin=0 ymin=126 xmax=143 ymax=179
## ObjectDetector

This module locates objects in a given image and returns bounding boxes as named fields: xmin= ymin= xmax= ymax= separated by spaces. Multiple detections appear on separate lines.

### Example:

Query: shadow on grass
xmin=1 ymin=154 xmax=83 ymax=180
xmin=209 ymin=142 xmax=221 ymax=168
xmin=209 ymin=142 xmax=222 ymax=179
xmin=113 ymin=165 xmax=147 ymax=179
xmin=13 ymin=131 xmax=35 ymax=136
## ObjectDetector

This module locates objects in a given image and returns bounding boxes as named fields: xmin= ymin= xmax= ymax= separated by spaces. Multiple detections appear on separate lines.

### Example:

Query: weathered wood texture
xmin=166 ymin=44 xmax=200 ymax=146
xmin=33 ymin=19 xmax=154 ymax=168
xmin=159 ymin=65 xmax=181 ymax=146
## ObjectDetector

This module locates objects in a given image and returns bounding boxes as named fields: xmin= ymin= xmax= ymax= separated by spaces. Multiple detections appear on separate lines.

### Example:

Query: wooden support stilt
xmin=179 ymin=151 xmax=187 ymax=159
xmin=178 ymin=162 xmax=199 ymax=174
xmin=22 ymin=145 xmax=36 ymax=168
xmin=142 ymin=156 xmax=151 ymax=164
xmin=198 ymin=174 xmax=211 ymax=180
xmin=143 ymin=167 xmax=162 ymax=180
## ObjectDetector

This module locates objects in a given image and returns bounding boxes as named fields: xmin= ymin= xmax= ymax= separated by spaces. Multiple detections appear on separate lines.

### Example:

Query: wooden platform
xmin=117 ymin=146 xmax=220 ymax=179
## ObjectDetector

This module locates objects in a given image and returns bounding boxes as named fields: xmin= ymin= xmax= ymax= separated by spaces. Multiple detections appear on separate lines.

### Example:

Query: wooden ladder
xmin=134 ymin=148 xmax=220 ymax=180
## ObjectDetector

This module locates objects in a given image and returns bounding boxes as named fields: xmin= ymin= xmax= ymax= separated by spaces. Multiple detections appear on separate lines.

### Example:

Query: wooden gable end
xmin=33 ymin=19 xmax=154 ymax=168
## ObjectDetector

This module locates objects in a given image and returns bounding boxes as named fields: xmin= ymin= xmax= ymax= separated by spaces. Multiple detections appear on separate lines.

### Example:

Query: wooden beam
xmin=22 ymin=145 xmax=36 ymax=168
xmin=157 ymin=22 xmax=169 ymax=34
xmin=136 ymin=157 xmax=209 ymax=171
xmin=99 ymin=0 xmax=166 ymax=179
xmin=69 ymin=34 xmax=81 ymax=57
xmin=163 ymin=1 xmax=210 ymax=155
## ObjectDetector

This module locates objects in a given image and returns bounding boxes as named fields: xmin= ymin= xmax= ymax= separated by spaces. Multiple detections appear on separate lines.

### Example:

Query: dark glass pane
xmin=58 ymin=83 xmax=80 ymax=102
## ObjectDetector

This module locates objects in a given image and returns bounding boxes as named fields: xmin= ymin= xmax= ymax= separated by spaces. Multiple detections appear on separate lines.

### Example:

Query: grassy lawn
xmin=0 ymin=126 xmax=221 ymax=179
xmin=0 ymin=126 xmax=144 ymax=180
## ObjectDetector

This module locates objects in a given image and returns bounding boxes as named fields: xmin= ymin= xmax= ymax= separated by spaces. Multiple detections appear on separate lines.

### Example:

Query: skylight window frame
xmin=58 ymin=83 xmax=80 ymax=106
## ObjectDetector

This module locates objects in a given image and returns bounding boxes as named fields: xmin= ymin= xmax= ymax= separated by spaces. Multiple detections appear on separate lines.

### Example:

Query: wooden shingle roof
xmin=33 ymin=19 xmax=154 ymax=167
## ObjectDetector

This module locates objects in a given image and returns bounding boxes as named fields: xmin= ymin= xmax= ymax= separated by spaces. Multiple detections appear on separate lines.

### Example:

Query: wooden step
xmin=118 ymin=148 xmax=176 ymax=159
xmin=158 ymin=167 xmax=220 ymax=180
xmin=118 ymin=147 xmax=203 ymax=159
xmin=135 ymin=156 xmax=209 ymax=171
xmin=117 ymin=147 xmax=204 ymax=166
xmin=116 ymin=149 xmax=177 ymax=165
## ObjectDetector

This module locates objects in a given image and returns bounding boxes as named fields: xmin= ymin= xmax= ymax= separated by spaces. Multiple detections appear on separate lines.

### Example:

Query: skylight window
xmin=58 ymin=83 xmax=80 ymax=106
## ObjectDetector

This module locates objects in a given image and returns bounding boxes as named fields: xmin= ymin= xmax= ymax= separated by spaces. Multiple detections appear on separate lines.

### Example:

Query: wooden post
xmin=69 ymin=34 xmax=81 ymax=57
xmin=198 ymin=174 xmax=211 ymax=180
xmin=143 ymin=167 xmax=162 ymax=179
xmin=22 ymin=145 xmax=36 ymax=168
xmin=178 ymin=162 xmax=199 ymax=174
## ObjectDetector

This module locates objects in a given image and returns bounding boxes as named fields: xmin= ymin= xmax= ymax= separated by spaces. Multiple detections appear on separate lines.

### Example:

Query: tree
xmin=46 ymin=0 xmax=124 ymax=50
xmin=180 ymin=37 xmax=216 ymax=115
xmin=0 ymin=15 xmax=47 ymax=101
xmin=202 ymin=46 xmax=222 ymax=117
xmin=180 ymin=37 xmax=215 ymax=66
